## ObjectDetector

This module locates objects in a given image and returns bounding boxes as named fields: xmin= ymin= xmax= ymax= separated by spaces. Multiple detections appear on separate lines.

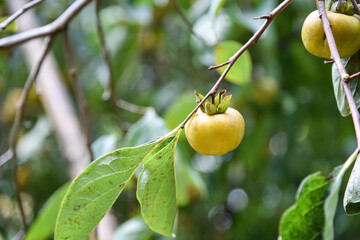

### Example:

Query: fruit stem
xmin=316 ymin=0 xmax=360 ymax=150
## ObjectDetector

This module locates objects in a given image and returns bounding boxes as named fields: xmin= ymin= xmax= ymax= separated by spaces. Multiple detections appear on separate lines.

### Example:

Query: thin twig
xmin=350 ymin=0 xmax=360 ymax=15
xmin=0 ymin=0 xmax=91 ymax=48
xmin=94 ymin=0 xmax=122 ymax=123
xmin=208 ymin=0 xmax=294 ymax=70
xmin=316 ymin=0 xmax=360 ymax=149
xmin=0 ymin=0 xmax=45 ymax=31
xmin=0 ymin=149 xmax=14 ymax=167
xmin=181 ymin=0 xmax=294 ymax=128
xmin=348 ymin=71 xmax=360 ymax=82
xmin=169 ymin=0 xmax=209 ymax=47
xmin=63 ymin=29 xmax=94 ymax=162
xmin=1 ymin=36 xmax=54 ymax=232
xmin=116 ymin=99 xmax=151 ymax=114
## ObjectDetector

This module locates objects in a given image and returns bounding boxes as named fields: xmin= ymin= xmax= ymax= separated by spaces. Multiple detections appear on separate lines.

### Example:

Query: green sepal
xmin=330 ymin=0 xmax=357 ymax=15
xmin=194 ymin=89 xmax=232 ymax=115
xmin=205 ymin=102 xmax=218 ymax=115
xmin=217 ymin=95 xmax=232 ymax=114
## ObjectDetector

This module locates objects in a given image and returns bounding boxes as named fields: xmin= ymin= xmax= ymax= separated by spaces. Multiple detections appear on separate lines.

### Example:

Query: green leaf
xmin=55 ymin=128 xmax=180 ymax=240
xmin=332 ymin=53 xmax=360 ymax=117
xmin=137 ymin=129 xmax=182 ymax=237
xmin=25 ymin=183 xmax=70 ymax=240
xmin=344 ymin=152 xmax=360 ymax=215
xmin=214 ymin=40 xmax=252 ymax=85
xmin=324 ymin=150 xmax=358 ymax=239
xmin=279 ymin=172 xmax=331 ymax=240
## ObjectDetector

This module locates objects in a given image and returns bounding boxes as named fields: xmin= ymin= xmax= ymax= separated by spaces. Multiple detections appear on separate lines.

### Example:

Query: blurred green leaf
xmin=332 ymin=53 xmax=360 ymax=117
xmin=214 ymin=40 xmax=252 ymax=85
xmin=344 ymin=153 xmax=360 ymax=215
xmin=208 ymin=0 xmax=226 ymax=21
xmin=112 ymin=216 xmax=153 ymax=240
xmin=124 ymin=109 xmax=169 ymax=147
xmin=175 ymin=144 xmax=207 ymax=206
xmin=163 ymin=93 xmax=195 ymax=131
xmin=92 ymin=134 xmax=120 ymax=159
xmin=55 ymin=128 xmax=181 ymax=240
xmin=137 ymin=129 xmax=182 ymax=237
xmin=25 ymin=183 xmax=70 ymax=240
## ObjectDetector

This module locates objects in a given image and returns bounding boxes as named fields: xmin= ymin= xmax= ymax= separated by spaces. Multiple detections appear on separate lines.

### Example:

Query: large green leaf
xmin=279 ymin=150 xmax=358 ymax=240
xmin=332 ymin=53 xmax=360 ymax=117
xmin=214 ymin=40 xmax=252 ymax=85
xmin=25 ymin=183 xmax=70 ymax=240
xmin=55 ymin=128 xmax=181 ymax=240
xmin=344 ymin=152 xmax=360 ymax=215
xmin=137 ymin=130 xmax=181 ymax=237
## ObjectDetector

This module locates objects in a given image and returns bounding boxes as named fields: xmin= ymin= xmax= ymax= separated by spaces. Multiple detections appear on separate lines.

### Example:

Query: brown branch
xmin=347 ymin=71 xmax=360 ymax=82
xmin=0 ymin=0 xmax=91 ymax=48
xmin=115 ymin=99 xmax=151 ymax=115
xmin=0 ymin=0 xmax=45 ymax=31
xmin=181 ymin=0 xmax=294 ymax=128
xmin=94 ymin=0 xmax=122 ymax=124
xmin=208 ymin=0 xmax=294 ymax=71
xmin=0 ymin=35 xmax=54 ymax=233
xmin=316 ymin=0 xmax=360 ymax=149
xmin=63 ymin=29 xmax=94 ymax=162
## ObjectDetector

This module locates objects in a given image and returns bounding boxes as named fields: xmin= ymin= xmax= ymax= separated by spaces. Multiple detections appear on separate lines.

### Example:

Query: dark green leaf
xmin=279 ymin=172 xmax=331 ymax=240
xmin=137 ymin=130 xmax=182 ymax=237
xmin=332 ymin=53 xmax=360 ymax=117
xmin=324 ymin=150 xmax=358 ymax=239
xmin=344 ymin=153 xmax=360 ymax=215
xmin=25 ymin=183 xmax=70 ymax=240
xmin=279 ymin=150 xmax=358 ymax=240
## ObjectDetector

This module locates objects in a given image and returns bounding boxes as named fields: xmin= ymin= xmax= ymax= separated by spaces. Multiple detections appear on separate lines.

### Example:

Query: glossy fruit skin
xmin=301 ymin=10 xmax=360 ymax=59
xmin=185 ymin=108 xmax=245 ymax=156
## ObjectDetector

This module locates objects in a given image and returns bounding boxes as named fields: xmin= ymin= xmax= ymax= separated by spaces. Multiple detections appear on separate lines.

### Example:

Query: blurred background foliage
xmin=1 ymin=0 xmax=360 ymax=239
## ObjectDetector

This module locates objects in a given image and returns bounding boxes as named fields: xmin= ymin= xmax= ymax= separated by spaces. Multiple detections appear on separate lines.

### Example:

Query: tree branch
xmin=180 ymin=0 xmax=294 ymax=128
xmin=0 ymin=35 xmax=54 ymax=233
xmin=316 ymin=0 xmax=360 ymax=149
xmin=63 ymin=29 xmax=94 ymax=162
xmin=0 ymin=0 xmax=45 ymax=31
xmin=0 ymin=0 xmax=91 ymax=48
xmin=209 ymin=0 xmax=293 ymax=70
xmin=94 ymin=0 xmax=122 ymax=124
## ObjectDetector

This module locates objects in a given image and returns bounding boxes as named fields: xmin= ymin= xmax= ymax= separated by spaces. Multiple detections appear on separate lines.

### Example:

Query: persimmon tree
xmin=2 ymin=0 xmax=360 ymax=239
